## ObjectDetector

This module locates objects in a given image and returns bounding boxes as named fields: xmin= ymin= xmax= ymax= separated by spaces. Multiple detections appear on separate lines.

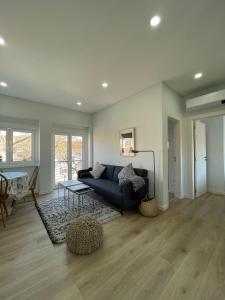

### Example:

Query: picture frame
xmin=120 ymin=128 xmax=135 ymax=156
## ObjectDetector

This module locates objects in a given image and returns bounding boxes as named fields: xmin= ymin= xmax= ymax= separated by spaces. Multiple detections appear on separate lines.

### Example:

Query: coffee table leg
xmin=68 ymin=189 xmax=70 ymax=207
xmin=78 ymin=194 xmax=80 ymax=217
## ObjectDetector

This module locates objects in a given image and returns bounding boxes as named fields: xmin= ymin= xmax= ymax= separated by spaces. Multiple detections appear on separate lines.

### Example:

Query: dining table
xmin=0 ymin=171 xmax=30 ymax=213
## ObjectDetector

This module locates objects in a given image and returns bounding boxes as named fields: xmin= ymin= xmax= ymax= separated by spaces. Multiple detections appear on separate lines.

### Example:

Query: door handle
xmin=204 ymin=156 xmax=207 ymax=161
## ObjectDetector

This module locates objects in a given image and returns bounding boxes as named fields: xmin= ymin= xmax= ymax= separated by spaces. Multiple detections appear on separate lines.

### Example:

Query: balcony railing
xmin=55 ymin=160 xmax=82 ymax=184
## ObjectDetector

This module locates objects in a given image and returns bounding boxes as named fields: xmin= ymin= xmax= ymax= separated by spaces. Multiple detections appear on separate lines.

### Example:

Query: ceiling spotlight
xmin=101 ymin=82 xmax=109 ymax=88
xmin=0 ymin=36 xmax=6 ymax=46
xmin=150 ymin=15 xmax=161 ymax=27
xmin=0 ymin=81 xmax=8 ymax=87
xmin=76 ymin=101 xmax=82 ymax=106
xmin=194 ymin=72 xmax=203 ymax=79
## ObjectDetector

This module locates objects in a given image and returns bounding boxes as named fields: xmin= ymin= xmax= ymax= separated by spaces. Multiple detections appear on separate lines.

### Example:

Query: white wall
xmin=203 ymin=116 xmax=225 ymax=194
xmin=162 ymin=84 xmax=184 ymax=207
xmin=0 ymin=94 xmax=92 ymax=194
xmin=93 ymin=83 xmax=164 ymax=206
xmin=93 ymin=83 xmax=183 ymax=210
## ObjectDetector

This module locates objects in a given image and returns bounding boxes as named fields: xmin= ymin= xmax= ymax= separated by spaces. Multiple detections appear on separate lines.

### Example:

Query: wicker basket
xmin=66 ymin=216 xmax=103 ymax=255
xmin=139 ymin=199 xmax=159 ymax=217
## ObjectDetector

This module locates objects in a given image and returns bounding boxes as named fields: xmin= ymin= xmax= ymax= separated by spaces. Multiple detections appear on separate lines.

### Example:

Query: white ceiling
xmin=0 ymin=0 xmax=225 ymax=113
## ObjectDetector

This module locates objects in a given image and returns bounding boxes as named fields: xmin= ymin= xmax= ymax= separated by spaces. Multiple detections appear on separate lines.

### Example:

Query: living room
xmin=1 ymin=1 xmax=225 ymax=299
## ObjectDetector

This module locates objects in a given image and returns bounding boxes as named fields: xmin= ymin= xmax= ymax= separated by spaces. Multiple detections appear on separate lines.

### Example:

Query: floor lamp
xmin=132 ymin=149 xmax=158 ymax=217
xmin=132 ymin=149 xmax=155 ymax=200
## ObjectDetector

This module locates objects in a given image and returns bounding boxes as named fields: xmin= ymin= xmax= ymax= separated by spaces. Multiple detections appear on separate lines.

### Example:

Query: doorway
xmin=194 ymin=116 xmax=225 ymax=197
xmin=168 ymin=118 xmax=180 ymax=201
xmin=54 ymin=134 xmax=85 ymax=185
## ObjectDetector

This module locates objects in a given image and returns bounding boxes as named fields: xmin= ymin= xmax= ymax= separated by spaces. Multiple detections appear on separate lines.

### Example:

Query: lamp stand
xmin=132 ymin=149 xmax=159 ymax=217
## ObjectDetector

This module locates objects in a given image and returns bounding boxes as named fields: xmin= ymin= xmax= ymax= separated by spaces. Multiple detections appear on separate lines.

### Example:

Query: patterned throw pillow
xmin=118 ymin=163 xmax=145 ymax=192
xmin=118 ymin=163 xmax=135 ymax=184
xmin=90 ymin=163 xmax=106 ymax=179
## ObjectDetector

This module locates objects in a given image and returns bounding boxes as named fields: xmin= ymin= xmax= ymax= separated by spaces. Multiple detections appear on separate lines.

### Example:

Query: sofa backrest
xmin=102 ymin=164 xmax=148 ymax=183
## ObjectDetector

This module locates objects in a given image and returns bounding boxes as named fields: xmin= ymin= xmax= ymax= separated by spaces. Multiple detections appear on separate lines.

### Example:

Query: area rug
xmin=35 ymin=194 xmax=121 ymax=244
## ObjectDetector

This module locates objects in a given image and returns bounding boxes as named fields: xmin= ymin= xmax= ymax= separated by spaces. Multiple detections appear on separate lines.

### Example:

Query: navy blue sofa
xmin=78 ymin=164 xmax=149 ymax=212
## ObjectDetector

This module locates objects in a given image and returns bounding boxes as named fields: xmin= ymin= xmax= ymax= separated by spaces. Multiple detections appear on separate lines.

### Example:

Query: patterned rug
xmin=35 ymin=193 xmax=121 ymax=244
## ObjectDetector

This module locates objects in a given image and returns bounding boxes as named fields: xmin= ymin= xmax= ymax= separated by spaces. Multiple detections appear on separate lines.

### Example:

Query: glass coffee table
xmin=67 ymin=184 xmax=94 ymax=216
xmin=58 ymin=180 xmax=94 ymax=216
xmin=58 ymin=180 xmax=81 ymax=200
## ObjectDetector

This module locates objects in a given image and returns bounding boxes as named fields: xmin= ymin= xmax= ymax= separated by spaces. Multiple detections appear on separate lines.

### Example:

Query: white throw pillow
xmin=90 ymin=163 xmax=106 ymax=179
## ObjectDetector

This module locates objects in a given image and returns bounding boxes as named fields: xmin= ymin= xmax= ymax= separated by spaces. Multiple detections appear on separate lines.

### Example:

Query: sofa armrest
xmin=77 ymin=168 xmax=93 ymax=179
xmin=136 ymin=177 xmax=149 ymax=200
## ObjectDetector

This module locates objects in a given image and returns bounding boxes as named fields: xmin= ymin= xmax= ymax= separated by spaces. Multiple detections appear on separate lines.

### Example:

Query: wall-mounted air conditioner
xmin=186 ymin=89 xmax=225 ymax=112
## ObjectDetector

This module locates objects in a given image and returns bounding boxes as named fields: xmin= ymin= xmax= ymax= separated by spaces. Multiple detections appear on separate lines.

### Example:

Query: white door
xmin=195 ymin=120 xmax=207 ymax=197
xmin=174 ymin=122 xmax=180 ymax=197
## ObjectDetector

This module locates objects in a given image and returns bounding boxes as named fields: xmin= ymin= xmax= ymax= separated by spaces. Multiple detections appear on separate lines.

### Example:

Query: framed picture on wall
xmin=120 ymin=128 xmax=135 ymax=156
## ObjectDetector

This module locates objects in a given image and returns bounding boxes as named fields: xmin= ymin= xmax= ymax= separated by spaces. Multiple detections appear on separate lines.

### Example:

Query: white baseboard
xmin=208 ymin=189 xmax=225 ymax=196
xmin=184 ymin=194 xmax=195 ymax=199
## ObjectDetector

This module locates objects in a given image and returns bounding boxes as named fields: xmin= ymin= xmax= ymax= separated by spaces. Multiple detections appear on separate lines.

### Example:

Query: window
xmin=0 ymin=130 xmax=6 ymax=162
xmin=0 ymin=128 xmax=36 ymax=165
xmin=13 ymin=131 xmax=32 ymax=162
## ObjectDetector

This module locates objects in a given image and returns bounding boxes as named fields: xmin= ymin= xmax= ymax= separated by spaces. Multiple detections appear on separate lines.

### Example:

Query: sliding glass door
xmin=54 ymin=134 xmax=85 ymax=185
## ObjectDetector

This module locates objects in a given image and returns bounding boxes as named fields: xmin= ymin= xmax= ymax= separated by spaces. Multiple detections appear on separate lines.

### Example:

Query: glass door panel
xmin=71 ymin=136 xmax=83 ymax=179
xmin=55 ymin=135 xmax=68 ymax=184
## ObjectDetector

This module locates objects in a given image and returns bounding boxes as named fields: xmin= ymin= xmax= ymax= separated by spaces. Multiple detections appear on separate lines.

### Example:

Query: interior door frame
xmin=166 ymin=116 xmax=182 ymax=202
xmin=51 ymin=129 xmax=88 ymax=188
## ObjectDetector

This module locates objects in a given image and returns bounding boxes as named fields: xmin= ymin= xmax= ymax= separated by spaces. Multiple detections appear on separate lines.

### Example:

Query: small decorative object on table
xmin=132 ymin=149 xmax=159 ymax=217
xmin=66 ymin=216 xmax=103 ymax=255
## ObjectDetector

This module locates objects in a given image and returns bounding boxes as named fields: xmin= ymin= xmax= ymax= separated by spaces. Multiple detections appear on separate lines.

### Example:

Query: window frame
xmin=0 ymin=126 xmax=37 ymax=167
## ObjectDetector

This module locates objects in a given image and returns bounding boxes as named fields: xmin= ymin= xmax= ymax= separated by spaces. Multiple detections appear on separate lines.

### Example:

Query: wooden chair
xmin=28 ymin=166 xmax=40 ymax=203
xmin=0 ymin=174 xmax=9 ymax=227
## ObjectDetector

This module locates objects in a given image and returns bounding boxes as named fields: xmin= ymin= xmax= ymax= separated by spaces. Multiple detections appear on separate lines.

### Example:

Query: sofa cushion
xmin=101 ymin=165 xmax=115 ymax=180
xmin=79 ymin=178 xmax=122 ymax=201
xmin=113 ymin=166 xmax=123 ymax=183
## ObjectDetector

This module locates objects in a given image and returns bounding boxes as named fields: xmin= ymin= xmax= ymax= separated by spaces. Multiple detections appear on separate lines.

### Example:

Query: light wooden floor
xmin=1 ymin=193 xmax=225 ymax=300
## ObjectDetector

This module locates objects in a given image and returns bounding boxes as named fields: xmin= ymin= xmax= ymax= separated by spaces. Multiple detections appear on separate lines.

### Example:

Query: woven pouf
xmin=66 ymin=216 xmax=103 ymax=255
xmin=139 ymin=199 xmax=159 ymax=217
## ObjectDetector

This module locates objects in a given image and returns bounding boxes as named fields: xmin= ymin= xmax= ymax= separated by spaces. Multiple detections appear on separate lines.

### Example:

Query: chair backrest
xmin=29 ymin=166 xmax=40 ymax=190
xmin=0 ymin=174 xmax=8 ymax=202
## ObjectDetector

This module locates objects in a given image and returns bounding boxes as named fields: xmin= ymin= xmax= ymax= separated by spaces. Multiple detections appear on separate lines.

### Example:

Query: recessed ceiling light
xmin=194 ymin=72 xmax=203 ymax=79
xmin=101 ymin=82 xmax=109 ymax=88
xmin=0 ymin=81 xmax=8 ymax=87
xmin=76 ymin=101 xmax=82 ymax=106
xmin=0 ymin=36 xmax=6 ymax=46
xmin=150 ymin=15 xmax=161 ymax=27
